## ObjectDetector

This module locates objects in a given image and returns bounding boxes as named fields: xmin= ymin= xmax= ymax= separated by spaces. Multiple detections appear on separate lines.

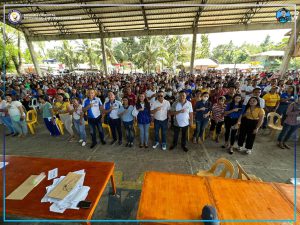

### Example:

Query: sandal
xmin=283 ymin=143 xmax=291 ymax=149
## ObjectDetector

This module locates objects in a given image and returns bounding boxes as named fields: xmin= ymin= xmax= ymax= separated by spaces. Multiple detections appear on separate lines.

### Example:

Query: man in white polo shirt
xmin=170 ymin=90 xmax=193 ymax=152
xmin=151 ymin=90 xmax=171 ymax=150
xmin=83 ymin=89 xmax=106 ymax=149
xmin=103 ymin=91 xmax=123 ymax=145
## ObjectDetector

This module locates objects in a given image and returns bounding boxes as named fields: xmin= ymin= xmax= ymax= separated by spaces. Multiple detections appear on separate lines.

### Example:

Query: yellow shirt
xmin=263 ymin=93 xmax=280 ymax=107
xmin=200 ymin=88 xmax=210 ymax=94
xmin=244 ymin=107 xmax=265 ymax=120
xmin=54 ymin=101 xmax=70 ymax=114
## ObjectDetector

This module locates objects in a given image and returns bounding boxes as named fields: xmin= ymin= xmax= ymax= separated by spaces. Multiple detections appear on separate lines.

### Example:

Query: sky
xmin=36 ymin=29 xmax=291 ymax=53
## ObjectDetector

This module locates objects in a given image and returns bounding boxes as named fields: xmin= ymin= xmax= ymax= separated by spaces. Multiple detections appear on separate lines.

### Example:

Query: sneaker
xmin=79 ymin=139 xmax=83 ymax=143
xmin=152 ymin=142 xmax=159 ymax=149
xmin=82 ymin=141 xmax=86 ymax=147
xmin=169 ymin=145 xmax=176 ymax=150
xmin=246 ymin=149 xmax=252 ymax=154
xmin=237 ymin=146 xmax=244 ymax=152
xmin=90 ymin=143 xmax=97 ymax=149
xmin=182 ymin=146 xmax=189 ymax=152
xmin=162 ymin=144 xmax=167 ymax=151
xmin=110 ymin=140 xmax=117 ymax=145
xmin=129 ymin=142 xmax=133 ymax=147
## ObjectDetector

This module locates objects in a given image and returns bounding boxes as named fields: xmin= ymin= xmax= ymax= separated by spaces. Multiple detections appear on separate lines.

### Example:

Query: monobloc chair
xmin=196 ymin=158 xmax=235 ymax=178
xmin=236 ymin=160 xmax=262 ymax=181
xmin=26 ymin=110 xmax=38 ymax=134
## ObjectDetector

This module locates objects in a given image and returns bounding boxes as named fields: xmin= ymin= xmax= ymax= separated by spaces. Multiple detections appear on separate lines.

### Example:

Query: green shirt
xmin=41 ymin=102 xmax=52 ymax=118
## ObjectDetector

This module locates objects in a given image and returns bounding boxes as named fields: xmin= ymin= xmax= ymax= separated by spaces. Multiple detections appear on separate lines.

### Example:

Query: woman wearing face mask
xmin=193 ymin=92 xmax=211 ymax=144
xmin=277 ymin=97 xmax=300 ymax=149
xmin=223 ymin=94 xmax=243 ymax=154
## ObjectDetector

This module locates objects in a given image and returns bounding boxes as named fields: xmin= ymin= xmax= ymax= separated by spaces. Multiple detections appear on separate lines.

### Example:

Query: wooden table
xmin=137 ymin=171 xmax=297 ymax=225
xmin=0 ymin=155 xmax=116 ymax=224
xmin=274 ymin=183 xmax=300 ymax=213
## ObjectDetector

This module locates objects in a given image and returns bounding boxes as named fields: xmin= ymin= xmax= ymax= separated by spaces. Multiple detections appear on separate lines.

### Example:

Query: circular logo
xmin=276 ymin=8 xmax=291 ymax=23
xmin=7 ymin=10 xmax=23 ymax=25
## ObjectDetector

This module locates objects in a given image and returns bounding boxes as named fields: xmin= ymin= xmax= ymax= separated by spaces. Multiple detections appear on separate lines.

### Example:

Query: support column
xmin=25 ymin=37 xmax=42 ymax=76
xmin=100 ymin=37 xmax=108 ymax=76
xmin=190 ymin=30 xmax=197 ymax=75
xmin=279 ymin=15 xmax=300 ymax=78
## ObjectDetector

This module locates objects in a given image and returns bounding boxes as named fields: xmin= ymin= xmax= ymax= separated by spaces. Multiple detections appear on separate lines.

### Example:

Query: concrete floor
xmin=1 ymin=121 xmax=299 ymax=224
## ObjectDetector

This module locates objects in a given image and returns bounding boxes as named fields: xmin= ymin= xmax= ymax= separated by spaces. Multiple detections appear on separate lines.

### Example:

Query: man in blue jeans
xmin=83 ymin=89 xmax=106 ymax=149
xmin=151 ymin=91 xmax=171 ymax=151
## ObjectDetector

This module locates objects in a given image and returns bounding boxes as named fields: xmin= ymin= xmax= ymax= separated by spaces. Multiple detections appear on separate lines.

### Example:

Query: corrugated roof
xmin=1 ymin=0 xmax=298 ymax=40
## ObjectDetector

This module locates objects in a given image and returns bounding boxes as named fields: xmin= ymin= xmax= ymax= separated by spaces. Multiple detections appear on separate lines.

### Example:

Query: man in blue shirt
xmin=83 ymin=89 xmax=106 ymax=148
xmin=103 ymin=91 xmax=123 ymax=145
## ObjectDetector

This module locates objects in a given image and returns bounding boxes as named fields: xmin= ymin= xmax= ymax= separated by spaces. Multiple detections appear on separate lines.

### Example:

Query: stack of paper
xmin=0 ymin=162 xmax=9 ymax=169
xmin=289 ymin=178 xmax=300 ymax=185
xmin=41 ymin=169 xmax=90 ymax=213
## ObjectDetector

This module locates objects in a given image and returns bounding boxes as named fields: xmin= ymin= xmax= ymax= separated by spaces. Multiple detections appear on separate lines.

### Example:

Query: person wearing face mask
xmin=277 ymin=97 xmax=300 ymax=149
xmin=193 ymin=92 xmax=211 ymax=144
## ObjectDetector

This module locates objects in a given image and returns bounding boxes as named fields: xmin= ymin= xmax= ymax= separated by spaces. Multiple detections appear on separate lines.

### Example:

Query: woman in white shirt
xmin=5 ymin=94 xmax=28 ymax=137
xmin=69 ymin=98 xmax=87 ymax=147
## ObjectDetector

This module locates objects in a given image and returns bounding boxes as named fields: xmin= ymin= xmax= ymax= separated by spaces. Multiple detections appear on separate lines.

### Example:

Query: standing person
xmin=118 ymin=97 xmax=134 ymax=147
xmin=237 ymin=97 xmax=265 ymax=154
xmin=83 ymin=89 xmax=106 ymax=149
xmin=170 ymin=90 xmax=193 ymax=152
xmin=151 ymin=90 xmax=171 ymax=151
xmin=0 ymin=95 xmax=16 ymax=136
xmin=38 ymin=95 xmax=60 ymax=137
xmin=262 ymin=86 xmax=280 ymax=128
xmin=277 ymin=86 xmax=297 ymax=122
xmin=209 ymin=96 xmax=226 ymax=143
xmin=53 ymin=94 xmax=75 ymax=142
xmin=223 ymin=94 xmax=243 ymax=154
xmin=5 ymin=94 xmax=28 ymax=137
xmin=277 ymin=97 xmax=300 ymax=149
xmin=243 ymin=88 xmax=265 ymax=109
xmin=124 ymin=87 xmax=136 ymax=106
xmin=193 ymin=92 xmax=211 ymax=144
xmin=133 ymin=93 xmax=151 ymax=148
xmin=69 ymin=98 xmax=87 ymax=147
xmin=146 ymin=84 xmax=157 ymax=105
xmin=103 ymin=91 xmax=123 ymax=145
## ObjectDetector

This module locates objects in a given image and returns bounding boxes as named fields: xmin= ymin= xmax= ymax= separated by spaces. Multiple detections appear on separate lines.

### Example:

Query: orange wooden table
xmin=274 ymin=183 xmax=300 ymax=213
xmin=0 ymin=155 xmax=116 ymax=224
xmin=137 ymin=171 xmax=297 ymax=225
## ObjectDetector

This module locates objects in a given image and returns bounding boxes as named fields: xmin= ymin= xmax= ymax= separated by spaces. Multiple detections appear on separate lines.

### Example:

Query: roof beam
xmin=22 ymin=0 xmax=71 ymax=35
xmin=239 ymin=0 xmax=269 ymax=24
xmin=27 ymin=22 xmax=291 ymax=41
xmin=140 ymin=0 xmax=148 ymax=30
xmin=76 ymin=0 xmax=105 ymax=33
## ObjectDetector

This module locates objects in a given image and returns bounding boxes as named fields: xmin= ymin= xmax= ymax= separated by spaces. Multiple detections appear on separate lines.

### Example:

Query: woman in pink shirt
xmin=209 ymin=96 xmax=226 ymax=142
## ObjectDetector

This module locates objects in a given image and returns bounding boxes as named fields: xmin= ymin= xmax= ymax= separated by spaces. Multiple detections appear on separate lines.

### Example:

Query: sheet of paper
xmin=0 ymin=162 xmax=8 ymax=169
xmin=48 ymin=168 xmax=58 ymax=180
xmin=47 ymin=172 xmax=83 ymax=200
xmin=6 ymin=174 xmax=45 ymax=200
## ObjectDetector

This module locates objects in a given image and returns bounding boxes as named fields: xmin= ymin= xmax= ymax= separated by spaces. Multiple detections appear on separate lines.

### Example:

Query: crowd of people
xmin=0 ymin=70 xmax=299 ymax=154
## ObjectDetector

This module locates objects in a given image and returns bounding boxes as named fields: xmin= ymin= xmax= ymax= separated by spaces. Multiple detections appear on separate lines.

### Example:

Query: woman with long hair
xmin=223 ymin=94 xmax=243 ymax=154
xmin=133 ymin=93 xmax=151 ymax=148
xmin=237 ymin=96 xmax=265 ymax=154
xmin=53 ymin=94 xmax=75 ymax=142
xmin=277 ymin=85 xmax=297 ymax=122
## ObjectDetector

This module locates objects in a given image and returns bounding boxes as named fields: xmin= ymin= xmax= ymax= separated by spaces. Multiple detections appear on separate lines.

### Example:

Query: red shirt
xmin=126 ymin=93 xmax=136 ymax=106
xmin=46 ymin=88 xmax=57 ymax=97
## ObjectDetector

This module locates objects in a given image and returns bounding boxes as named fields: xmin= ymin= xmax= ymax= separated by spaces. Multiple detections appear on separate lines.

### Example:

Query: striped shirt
xmin=212 ymin=103 xmax=225 ymax=122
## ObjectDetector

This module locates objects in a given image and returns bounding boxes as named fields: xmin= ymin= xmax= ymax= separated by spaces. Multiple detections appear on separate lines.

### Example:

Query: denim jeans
xmin=73 ymin=118 xmax=87 ymax=142
xmin=277 ymin=123 xmax=299 ymax=142
xmin=138 ymin=123 xmax=150 ymax=145
xmin=154 ymin=119 xmax=168 ymax=144
xmin=11 ymin=118 xmax=28 ymax=135
xmin=88 ymin=116 xmax=105 ymax=144
xmin=0 ymin=116 xmax=15 ymax=133
xmin=193 ymin=119 xmax=209 ymax=139
xmin=123 ymin=121 xmax=134 ymax=143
